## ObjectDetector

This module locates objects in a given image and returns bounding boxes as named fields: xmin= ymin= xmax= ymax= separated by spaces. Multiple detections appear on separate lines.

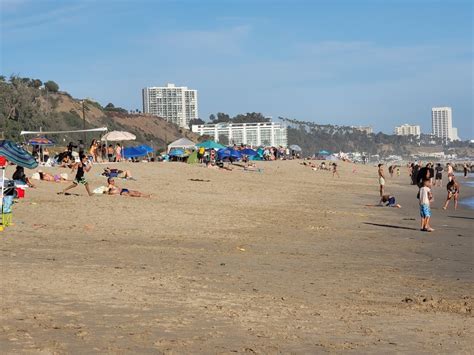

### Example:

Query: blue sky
xmin=1 ymin=0 xmax=472 ymax=138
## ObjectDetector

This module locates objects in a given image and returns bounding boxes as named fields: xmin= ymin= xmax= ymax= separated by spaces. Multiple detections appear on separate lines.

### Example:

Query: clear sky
xmin=1 ymin=0 xmax=472 ymax=138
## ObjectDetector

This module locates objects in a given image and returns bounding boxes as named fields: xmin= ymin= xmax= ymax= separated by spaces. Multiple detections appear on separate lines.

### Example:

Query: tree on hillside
xmin=105 ymin=103 xmax=115 ymax=109
xmin=31 ymin=79 xmax=42 ymax=88
xmin=209 ymin=114 xmax=216 ymax=122
xmin=44 ymin=80 xmax=59 ymax=92
xmin=188 ymin=118 xmax=205 ymax=129
xmin=212 ymin=112 xmax=231 ymax=123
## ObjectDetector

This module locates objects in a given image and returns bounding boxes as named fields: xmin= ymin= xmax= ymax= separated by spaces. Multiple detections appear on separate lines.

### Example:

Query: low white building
xmin=394 ymin=124 xmax=421 ymax=137
xmin=192 ymin=122 xmax=288 ymax=147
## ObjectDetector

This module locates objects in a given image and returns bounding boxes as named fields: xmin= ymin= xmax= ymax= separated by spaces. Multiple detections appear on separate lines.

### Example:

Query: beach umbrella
xmin=28 ymin=137 xmax=55 ymax=146
xmin=0 ymin=140 xmax=38 ymax=169
xmin=289 ymin=144 xmax=302 ymax=152
xmin=101 ymin=131 xmax=136 ymax=141
xmin=318 ymin=150 xmax=330 ymax=155
xmin=240 ymin=148 xmax=257 ymax=156
xmin=196 ymin=140 xmax=225 ymax=150
xmin=217 ymin=148 xmax=241 ymax=161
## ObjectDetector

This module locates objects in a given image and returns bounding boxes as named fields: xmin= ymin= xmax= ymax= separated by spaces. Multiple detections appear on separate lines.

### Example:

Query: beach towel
xmin=93 ymin=186 xmax=108 ymax=194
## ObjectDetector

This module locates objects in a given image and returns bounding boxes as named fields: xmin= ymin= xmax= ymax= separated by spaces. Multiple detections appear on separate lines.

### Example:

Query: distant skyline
xmin=1 ymin=0 xmax=472 ymax=138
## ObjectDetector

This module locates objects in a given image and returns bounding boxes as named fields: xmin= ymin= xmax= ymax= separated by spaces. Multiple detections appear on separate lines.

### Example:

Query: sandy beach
xmin=1 ymin=160 xmax=473 ymax=353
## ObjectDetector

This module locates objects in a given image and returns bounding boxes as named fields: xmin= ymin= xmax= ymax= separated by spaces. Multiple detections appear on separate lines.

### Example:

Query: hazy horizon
xmin=1 ymin=0 xmax=472 ymax=138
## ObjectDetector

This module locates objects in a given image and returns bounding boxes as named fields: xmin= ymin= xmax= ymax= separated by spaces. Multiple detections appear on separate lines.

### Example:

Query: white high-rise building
xmin=431 ymin=107 xmax=459 ymax=141
xmin=394 ymin=124 xmax=421 ymax=137
xmin=192 ymin=122 xmax=288 ymax=147
xmin=142 ymin=83 xmax=198 ymax=128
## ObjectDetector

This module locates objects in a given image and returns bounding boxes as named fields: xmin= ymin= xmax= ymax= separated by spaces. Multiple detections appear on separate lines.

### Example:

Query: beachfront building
xmin=192 ymin=122 xmax=288 ymax=147
xmin=431 ymin=107 xmax=459 ymax=142
xmin=394 ymin=124 xmax=421 ymax=137
xmin=142 ymin=83 xmax=198 ymax=128
xmin=351 ymin=126 xmax=373 ymax=134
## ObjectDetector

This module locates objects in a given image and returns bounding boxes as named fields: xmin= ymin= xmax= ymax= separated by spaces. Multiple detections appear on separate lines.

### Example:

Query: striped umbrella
xmin=28 ymin=137 xmax=55 ymax=146
xmin=0 ymin=140 xmax=38 ymax=169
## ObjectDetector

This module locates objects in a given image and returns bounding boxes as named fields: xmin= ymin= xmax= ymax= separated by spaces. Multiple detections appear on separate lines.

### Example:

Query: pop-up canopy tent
xmin=196 ymin=140 xmax=225 ymax=150
xmin=167 ymin=138 xmax=196 ymax=153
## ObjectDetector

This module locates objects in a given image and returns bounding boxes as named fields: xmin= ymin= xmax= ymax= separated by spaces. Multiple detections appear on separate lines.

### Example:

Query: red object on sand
xmin=16 ymin=188 xmax=25 ymax=198
xmin=0 ymin=156 xmax=6 ymax=167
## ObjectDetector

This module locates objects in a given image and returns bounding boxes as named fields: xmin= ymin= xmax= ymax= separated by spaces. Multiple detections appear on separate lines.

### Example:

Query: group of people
xmin=75 ymin=139 xmax=123 ymax=163
xmin=377 ymin=161 xmax=470 ymax=232
xmin=57 ymin=155 xmax=149 ymax=197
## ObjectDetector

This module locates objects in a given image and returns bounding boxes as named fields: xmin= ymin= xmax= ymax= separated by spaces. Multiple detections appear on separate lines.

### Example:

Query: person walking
xmin=59 ymin=155 xmax=93 ymax=196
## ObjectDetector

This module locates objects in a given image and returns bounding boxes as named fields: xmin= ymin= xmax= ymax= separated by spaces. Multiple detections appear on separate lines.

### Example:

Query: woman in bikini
xmin=107 ymin=178 xmax=150 ymax=197
xmin=38 ymin=171 xmax=68 ymax=182
xmin=442 ymin=176 xmax=460 ymax=210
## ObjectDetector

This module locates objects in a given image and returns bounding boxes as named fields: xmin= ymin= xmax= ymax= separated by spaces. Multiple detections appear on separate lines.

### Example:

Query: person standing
xmin=419 ymin=178 xmax=434 ymax=232
xmin=107 ymin=144 xmax=114 ymax=162
xmin=332 ymin=162 xmax=340 ymax=178
xmin=463 ymin=163 xmax=469 ymax=178
xmin=435 ymin=163 xmax=443 ymax=187
xmin=378 ymin=163 xmax=385 ymax=197
xmin=59 ymin=155 xmax=93 ymax=196
xmin=115 ymin=143 xmax=122 ymax=162
xmin=446 ymin=163 xmax=454 ymax=182
xmin=443 ymin=176 xmax=460 ymax=210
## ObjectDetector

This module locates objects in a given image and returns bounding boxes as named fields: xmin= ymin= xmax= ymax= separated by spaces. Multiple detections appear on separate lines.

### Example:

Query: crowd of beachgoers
xmin=7 ymin=138 xmax=473 ymax=212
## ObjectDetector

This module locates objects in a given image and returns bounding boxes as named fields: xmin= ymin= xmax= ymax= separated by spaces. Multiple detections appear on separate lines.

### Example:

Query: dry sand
xmin=1 ymin=160 xmax=473 ymax=354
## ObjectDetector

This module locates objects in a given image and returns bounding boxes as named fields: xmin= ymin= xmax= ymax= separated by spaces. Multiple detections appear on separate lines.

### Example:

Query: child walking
xmin=419 ymin=178 xmax=434 ymax=232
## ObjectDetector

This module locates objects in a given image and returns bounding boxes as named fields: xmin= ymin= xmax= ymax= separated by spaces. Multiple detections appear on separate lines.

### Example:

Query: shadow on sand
xmin=363 ymin=222 xmax=419 ymax=231
xmin=448 ymin=215 xmax=474 ymax=220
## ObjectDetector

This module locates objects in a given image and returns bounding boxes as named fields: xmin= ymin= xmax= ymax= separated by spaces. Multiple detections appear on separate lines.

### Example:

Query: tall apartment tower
xmin=142 ymin=83 xmax=198 ymax=128
xmin=431 ymin=107 xmax=458 ymax=142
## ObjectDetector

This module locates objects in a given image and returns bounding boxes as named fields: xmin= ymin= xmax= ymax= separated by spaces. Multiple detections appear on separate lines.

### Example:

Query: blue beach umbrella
xmin=0 ymin=140 xmax=38 ymax=169
xmin=217 ymin=148 xmax=241 ymax=161
xmin=240 ymin=148 xmax=257 ymax=156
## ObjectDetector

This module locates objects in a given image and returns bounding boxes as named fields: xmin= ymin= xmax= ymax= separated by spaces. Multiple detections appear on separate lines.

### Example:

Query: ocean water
xmin=458 ymin=174 xmax=474 ymax=209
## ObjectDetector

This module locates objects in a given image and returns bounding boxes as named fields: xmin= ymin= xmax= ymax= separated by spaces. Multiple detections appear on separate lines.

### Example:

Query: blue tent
xmin=217 ymin=148 xmax=241 ymax=161
xmin=123 ymin=145 xmax=154 ymax=159
xmin=240 ymin=148 xmax=257 ymax=156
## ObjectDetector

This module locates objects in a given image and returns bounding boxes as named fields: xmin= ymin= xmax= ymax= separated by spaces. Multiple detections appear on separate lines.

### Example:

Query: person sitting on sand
xmin=102 ymin=167 xmax=134 ymax=179
xmin=12 ymin=166 xmax=35 ymax=188
xmin=442 ymin=176 xmax=460 ymax=210
xmin=379 ymin=194 xmax=401 ymax=208
xmin=38 ymin=171 xmax=69 ymax=182
xmin=106 ymin=177 xmax=150 ymax=197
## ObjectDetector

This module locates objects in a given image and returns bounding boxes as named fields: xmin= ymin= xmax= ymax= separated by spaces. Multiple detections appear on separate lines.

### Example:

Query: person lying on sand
xmin=102 ymin=167 xmax=134 ymax=179
xmin=106 ymin=177 xmax=150 ymax=197
xmin=379 ymin=194 xmax=401 ymax=208
xmin=38 ymin=171 xmax=69 ymax=182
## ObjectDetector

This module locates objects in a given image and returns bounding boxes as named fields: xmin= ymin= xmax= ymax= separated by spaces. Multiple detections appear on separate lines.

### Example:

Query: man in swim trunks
xmin=378 ymin=163 xmax=385 ymax=197
xmin=442 ymin=176 xmax=460 ymax=210
xmin=107 ymin=178 xmax=150 ymax=197
xmin=419 ymin=178 xmax=434 ymax=232
xmin=60 ymin=155 xmax=93 ymax=196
